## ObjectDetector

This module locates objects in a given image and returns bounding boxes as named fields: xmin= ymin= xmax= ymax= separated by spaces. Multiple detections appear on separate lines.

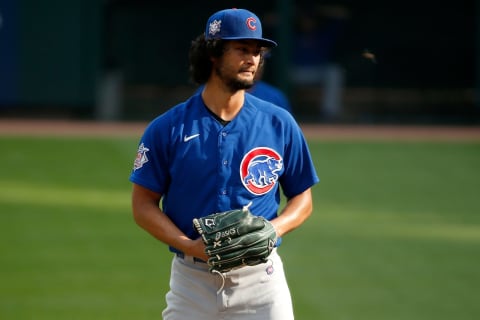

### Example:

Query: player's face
xmin=214 ymin=40 xmax=264 ymax=92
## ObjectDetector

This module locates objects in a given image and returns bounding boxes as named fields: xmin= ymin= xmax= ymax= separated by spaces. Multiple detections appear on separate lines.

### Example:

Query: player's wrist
xmin=183 ymin=237 xmax=208 ymax=261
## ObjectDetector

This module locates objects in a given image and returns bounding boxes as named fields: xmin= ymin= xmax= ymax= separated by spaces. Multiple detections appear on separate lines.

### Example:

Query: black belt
xmin=176 ymin=252 xmax=207 ymax=264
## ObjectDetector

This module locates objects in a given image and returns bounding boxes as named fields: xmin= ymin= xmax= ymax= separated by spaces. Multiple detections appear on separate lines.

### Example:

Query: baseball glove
xmin=192 ymin=203 xmax=277 ymax=273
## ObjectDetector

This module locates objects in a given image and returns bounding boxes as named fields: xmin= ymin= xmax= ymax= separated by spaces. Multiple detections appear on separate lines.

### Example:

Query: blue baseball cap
xmin=205 ymin=8 xmax=277 ymax=48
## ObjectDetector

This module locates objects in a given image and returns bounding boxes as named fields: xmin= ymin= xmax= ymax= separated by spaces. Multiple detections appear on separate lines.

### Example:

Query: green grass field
xmin=1 ymin=135 xmax=479 ymax=319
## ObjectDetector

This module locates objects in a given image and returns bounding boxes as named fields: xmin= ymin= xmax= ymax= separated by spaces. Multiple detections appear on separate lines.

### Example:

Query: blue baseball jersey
xmin=130 ymin=92 xmax=319 ymax=251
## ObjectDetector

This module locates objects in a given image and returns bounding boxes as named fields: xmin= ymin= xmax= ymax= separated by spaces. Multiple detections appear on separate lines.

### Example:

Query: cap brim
xmin=259 ymin=39 xmax=277 ymax=48
xmin=220 ymin=37 xmax=277 ymax=48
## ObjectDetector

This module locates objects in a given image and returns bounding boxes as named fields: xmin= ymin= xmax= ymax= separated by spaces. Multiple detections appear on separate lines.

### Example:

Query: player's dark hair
xmin=188 ymin=33 xmax=266 ymax=85
xmin=188 ymin=34 xmax=225 ymax=85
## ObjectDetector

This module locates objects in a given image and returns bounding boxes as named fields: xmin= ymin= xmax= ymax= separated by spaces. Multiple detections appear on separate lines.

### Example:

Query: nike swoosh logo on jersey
xmin=184 ymin=133 xmax=200 ymax=142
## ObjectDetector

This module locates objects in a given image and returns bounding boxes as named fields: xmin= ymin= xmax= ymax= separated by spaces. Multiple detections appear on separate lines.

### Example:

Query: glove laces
xmin=211 ymin=200 xmax=251 ymax=295
xmin=242 ymin=201 xmax=253 ymax=212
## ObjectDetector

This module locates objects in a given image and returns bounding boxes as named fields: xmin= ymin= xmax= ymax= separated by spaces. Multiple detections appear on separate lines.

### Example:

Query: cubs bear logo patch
xmin=240 ymin=147 xmax=283 ymax=195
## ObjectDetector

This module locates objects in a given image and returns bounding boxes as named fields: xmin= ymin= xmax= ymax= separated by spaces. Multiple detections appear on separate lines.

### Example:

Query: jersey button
xmin=221 ymin=189 xmax=227 ymax=195
xmin=223 ymin=160 xmax=228 ymax=166
xmin=221 ymin=132 xmax=227 ymax=137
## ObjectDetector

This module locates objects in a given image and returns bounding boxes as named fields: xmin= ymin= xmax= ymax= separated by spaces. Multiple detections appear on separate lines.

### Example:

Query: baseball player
xmin=130 ymin=8 xmax=319 ymax=320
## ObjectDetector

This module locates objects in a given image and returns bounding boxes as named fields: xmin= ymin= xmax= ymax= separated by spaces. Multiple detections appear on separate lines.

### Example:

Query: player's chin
xmin=239 ymin=82 xmax=255 ymax=91
xmin=227 ymin=77 xmax=254 ymax=91
xmin=238 ymin=76 xmax=255 ymax=87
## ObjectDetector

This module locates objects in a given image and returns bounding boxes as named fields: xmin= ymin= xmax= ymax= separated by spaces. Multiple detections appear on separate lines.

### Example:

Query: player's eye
xmin=225 ymin=41 xmax=263 ymax=57
xmin=237 ymin=46 xmax=262 ymax=57
xmin=237 ymin=47 xmax=250 ymax=54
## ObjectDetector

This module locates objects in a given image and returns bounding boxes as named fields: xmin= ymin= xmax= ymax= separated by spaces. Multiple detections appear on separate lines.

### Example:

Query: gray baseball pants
xmin=162 ymin=249 xmax=294 ymax=319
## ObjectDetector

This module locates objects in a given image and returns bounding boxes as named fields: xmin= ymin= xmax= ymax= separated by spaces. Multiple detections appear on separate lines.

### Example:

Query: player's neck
xmin=201 ymin=83 xmax=245 ymax=121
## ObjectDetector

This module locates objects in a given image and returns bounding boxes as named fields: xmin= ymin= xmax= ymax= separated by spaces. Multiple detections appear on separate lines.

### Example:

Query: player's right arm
xmin=131 ymin=183 xmax=208 ymax=261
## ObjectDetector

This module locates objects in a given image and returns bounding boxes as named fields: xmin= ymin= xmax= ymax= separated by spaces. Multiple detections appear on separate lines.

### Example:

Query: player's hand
xmin=187 ymin=237 xmax=209 ymax=262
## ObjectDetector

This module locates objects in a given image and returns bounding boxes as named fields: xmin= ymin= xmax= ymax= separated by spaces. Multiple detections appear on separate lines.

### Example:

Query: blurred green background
xmin=1 ymin=135 xmax=479 ymax=319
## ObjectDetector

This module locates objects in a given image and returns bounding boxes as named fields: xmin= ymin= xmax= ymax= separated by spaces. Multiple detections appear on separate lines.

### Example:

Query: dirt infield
xmin=0 ymin=118 xmax=479 ymax=141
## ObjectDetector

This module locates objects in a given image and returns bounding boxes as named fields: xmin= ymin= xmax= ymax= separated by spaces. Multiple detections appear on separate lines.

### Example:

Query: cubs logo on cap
xmin=205 ymin=8 xmax=277 ymax=48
